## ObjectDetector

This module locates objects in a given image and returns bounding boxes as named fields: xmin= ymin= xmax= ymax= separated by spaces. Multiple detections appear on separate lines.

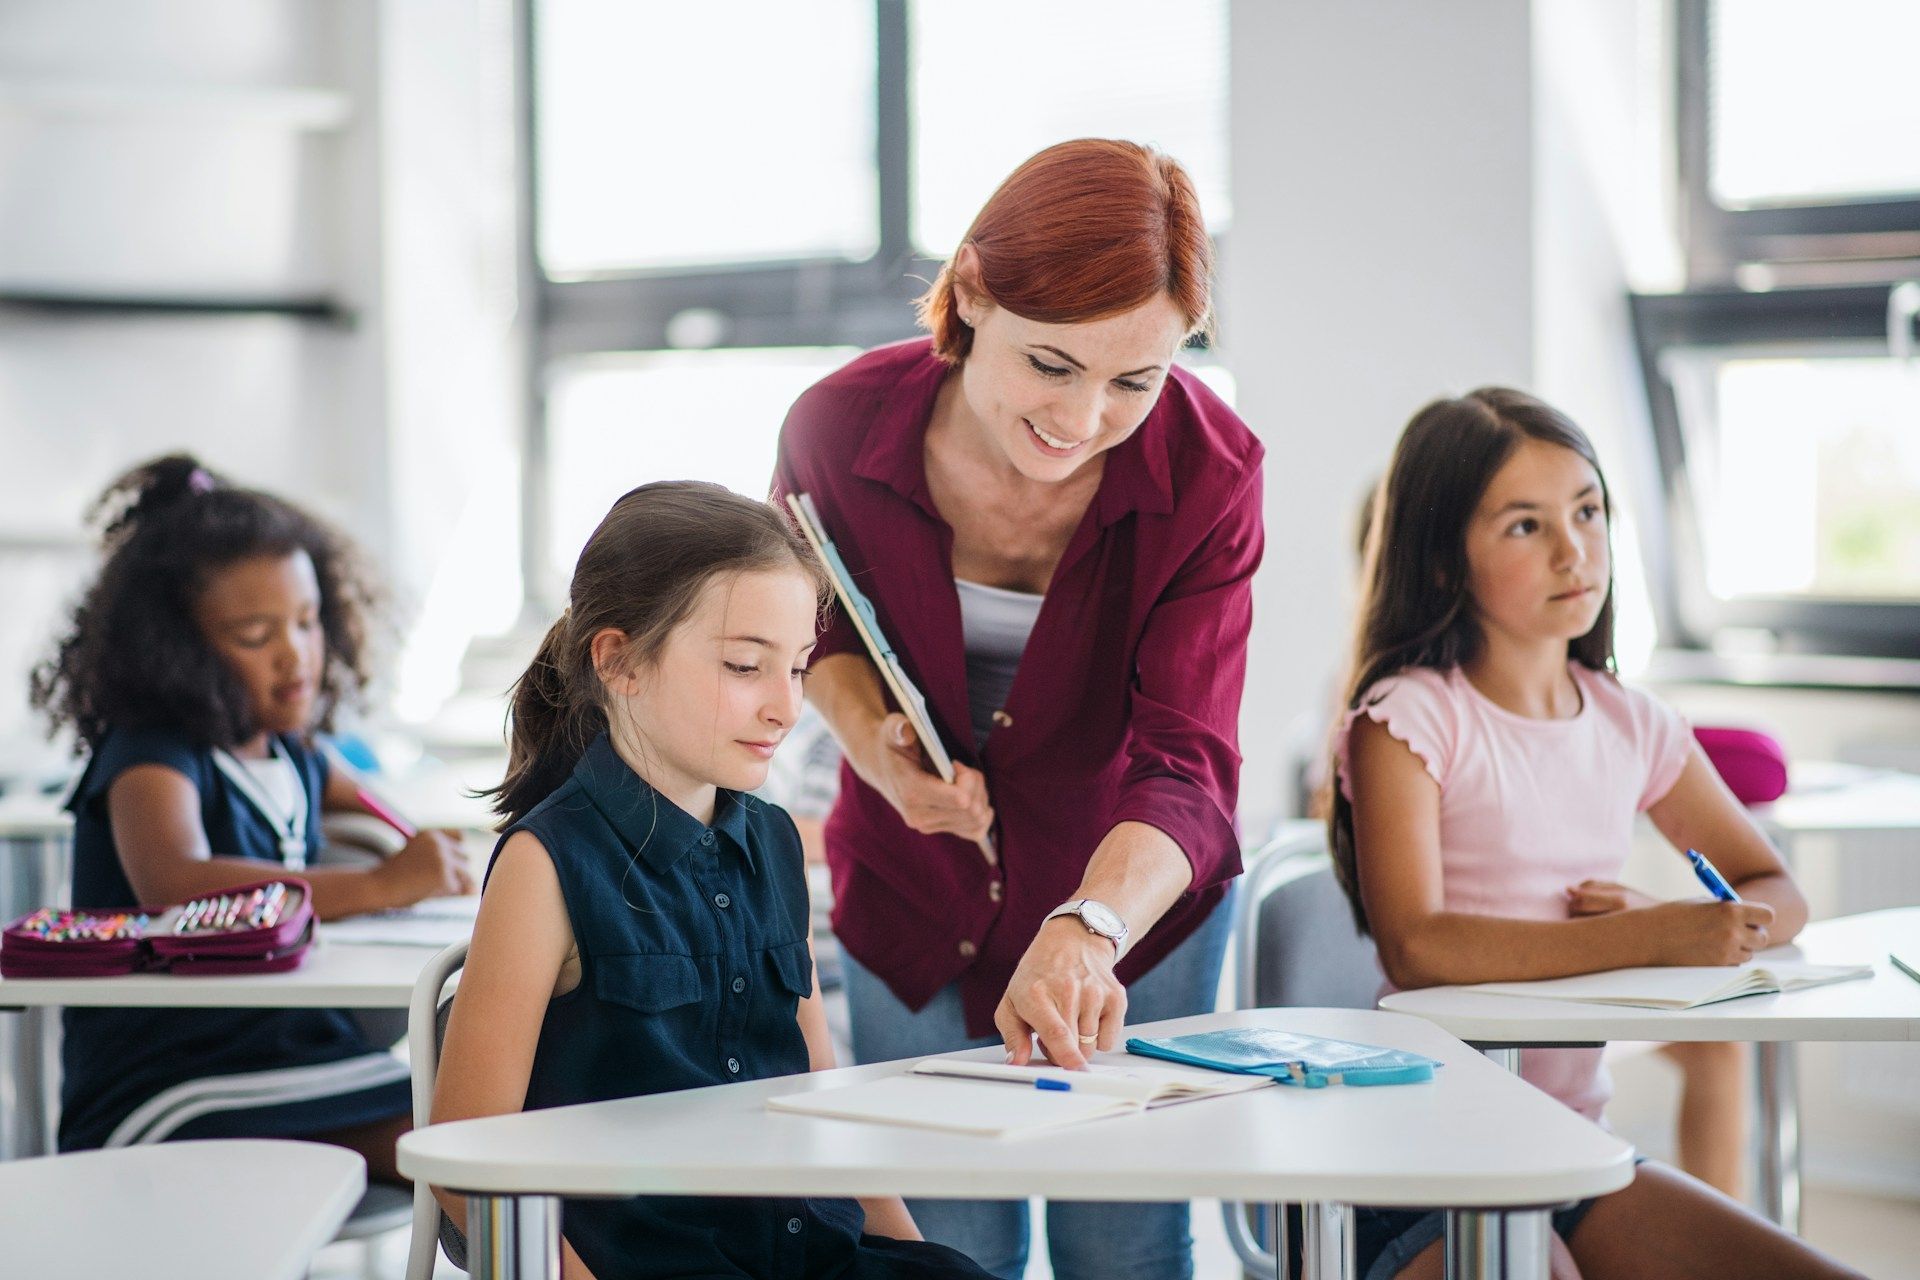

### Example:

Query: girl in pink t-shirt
xmin=1330 ymin=389 xmax=1859 ymax=1280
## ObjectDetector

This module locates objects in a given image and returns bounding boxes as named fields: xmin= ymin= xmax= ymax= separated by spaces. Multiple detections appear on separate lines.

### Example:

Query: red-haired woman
xmin=773 ymin=139 xmax=1262 ymax=1280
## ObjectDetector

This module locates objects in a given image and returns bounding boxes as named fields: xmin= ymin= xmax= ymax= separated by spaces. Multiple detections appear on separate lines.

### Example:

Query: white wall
xmin=1223 ymin=0 xmax=1536 ymax=834
xmin=0 ymin=0 xmax=522 ymax=760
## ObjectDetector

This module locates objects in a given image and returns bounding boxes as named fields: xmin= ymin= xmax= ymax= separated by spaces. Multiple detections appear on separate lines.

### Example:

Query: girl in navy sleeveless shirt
xmin=32 ymin=455 xmax=473 ymax=1174
xmin=435 ymin=482 xmax=989 ymax=1279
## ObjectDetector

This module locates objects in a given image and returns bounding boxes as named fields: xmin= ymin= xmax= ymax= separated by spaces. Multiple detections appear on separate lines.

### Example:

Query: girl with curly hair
xmin=31 ymin=453 xmax=471 ymax=1176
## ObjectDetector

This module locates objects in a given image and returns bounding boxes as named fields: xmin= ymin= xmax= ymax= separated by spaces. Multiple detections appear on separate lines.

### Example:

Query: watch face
xmin=1079 ymin=901 xmax=1126 ymax=938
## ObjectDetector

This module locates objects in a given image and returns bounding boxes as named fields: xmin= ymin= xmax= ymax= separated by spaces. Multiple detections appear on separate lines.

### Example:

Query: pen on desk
xmin=354 ymin=785 xmax=419 ymax=841
xmin=1034 ymin=1078 xmax=1072 ymax=1092
xmin=1686 ymin=848 xmax=1742 ymax=903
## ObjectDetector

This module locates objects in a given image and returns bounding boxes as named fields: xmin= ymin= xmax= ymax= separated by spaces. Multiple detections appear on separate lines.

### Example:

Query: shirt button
xmin=957 ymin=940 xmax=977 ymax=958
xmin=991 ymin=709 xmax=1013 ymax=728
xmin=988 ymin=880 xmax=1003 ymax=903
xmin=727 ymin=1056 xmax=741 ymax=1074
xmin=701 ymin=831 xmax=715 ymax=846
xmin=714 ymin=892 xmax=731 ymax=909
xmin=731 ymin=976 xmax=746 ymax=994
xmin=786 ymin=1217 xmax=803 ymax=1234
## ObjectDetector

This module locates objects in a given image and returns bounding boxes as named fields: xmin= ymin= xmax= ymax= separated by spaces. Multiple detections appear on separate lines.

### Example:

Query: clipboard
xmin=785 ymin=492 xmax=996 ymax=865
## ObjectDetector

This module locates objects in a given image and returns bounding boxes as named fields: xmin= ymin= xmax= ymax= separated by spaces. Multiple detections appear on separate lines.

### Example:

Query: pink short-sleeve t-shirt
xmin=1335 ymin=663 xmax=1692 ymax=1121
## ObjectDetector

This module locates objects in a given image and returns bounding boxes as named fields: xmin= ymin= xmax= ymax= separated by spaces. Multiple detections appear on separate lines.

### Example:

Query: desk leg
xmin=1445 ymin=1208 xmax=1550 ymax=1280
xmin=1755 ymin=1041 xmax=1801 ymax=1233
xmin=466 ymin=1192 xmax=561 ymax=1280
xmin=1 ymin=1005 xmax=58 ymax=1159
xmin=1298 ymin=1202 xmax=1355 ymax=1280
xmin=1482 ymin=1048 xmax=1521 ymax=1074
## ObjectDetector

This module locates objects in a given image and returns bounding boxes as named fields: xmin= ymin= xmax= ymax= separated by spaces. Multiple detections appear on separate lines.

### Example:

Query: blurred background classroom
xmin=0 ymin=1 xmax=1915 ymax=1276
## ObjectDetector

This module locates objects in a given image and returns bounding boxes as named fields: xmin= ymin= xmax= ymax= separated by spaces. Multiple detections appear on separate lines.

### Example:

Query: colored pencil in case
xmin=354 ymin=785 xmax=418 ymax=840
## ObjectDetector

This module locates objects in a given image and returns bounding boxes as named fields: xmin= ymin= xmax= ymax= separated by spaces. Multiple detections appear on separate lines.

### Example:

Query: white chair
xmin=404 ymin=939 xmax=470 ymax=1280
xmin=1223 ymin=825 xmax=1385 ymax=1280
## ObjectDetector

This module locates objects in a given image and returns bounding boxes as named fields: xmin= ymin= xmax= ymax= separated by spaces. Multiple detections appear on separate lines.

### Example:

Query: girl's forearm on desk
xmin=1378 ymin=909 xmax=1667 ymax=989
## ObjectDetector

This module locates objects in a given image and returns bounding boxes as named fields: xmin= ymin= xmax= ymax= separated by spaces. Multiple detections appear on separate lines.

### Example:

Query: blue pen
xmin=1035 ymin=1078 xmax=1073 ymax=1092
xmin=1686 ymin=849 xmax=1742 ymax=903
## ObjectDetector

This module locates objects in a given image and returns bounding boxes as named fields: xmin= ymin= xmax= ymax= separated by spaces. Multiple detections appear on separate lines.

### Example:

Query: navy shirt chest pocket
xmin=593 ymin=952 xmax=704 ymax=1015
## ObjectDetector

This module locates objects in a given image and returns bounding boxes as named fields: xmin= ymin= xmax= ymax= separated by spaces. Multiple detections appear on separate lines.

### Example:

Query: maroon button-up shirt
xmin=772 ymin=339 xmax=1264 ymax=1036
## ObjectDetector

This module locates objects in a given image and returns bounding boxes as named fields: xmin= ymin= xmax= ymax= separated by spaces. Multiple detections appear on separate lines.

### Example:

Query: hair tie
xmin=187 ymin=467 xmax=216 ymax=495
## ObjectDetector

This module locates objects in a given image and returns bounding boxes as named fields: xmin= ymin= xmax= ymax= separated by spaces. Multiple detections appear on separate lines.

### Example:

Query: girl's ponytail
xmin=88 ymin=453 xmax=224 ymax=549
xmin=489 ymin=612 xmax=607 ymax=829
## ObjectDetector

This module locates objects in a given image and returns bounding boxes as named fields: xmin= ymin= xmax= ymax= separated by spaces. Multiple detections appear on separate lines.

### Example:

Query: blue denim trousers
xmin=841 ymin=889 xmax=1236 ymax=1280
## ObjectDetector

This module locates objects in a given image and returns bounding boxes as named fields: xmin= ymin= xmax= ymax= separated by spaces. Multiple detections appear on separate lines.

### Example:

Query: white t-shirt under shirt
xmin=1334 ymin=662 xmax=1693 ymax=1121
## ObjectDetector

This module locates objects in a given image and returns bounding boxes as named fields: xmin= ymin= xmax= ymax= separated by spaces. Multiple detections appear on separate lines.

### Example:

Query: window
xmin=1636 ymin=3 xmax=1920 ymax=674
xmin=1631 ymin=287 xmax=1920 ymax=662
xmin=1678 ymin=0 xmax=1920 ymax=286
xmin=535 ymin=0 xmax=878 ymax=275
xmin=909 ymin=0 xmax=1229 ymax=254
xmin=542 ymin=348 xmax=856 ymax=581
xmin=525 ymin=0 xmax=1232 ymax=606
xmin=1706 ymin=1 xmax=1920 ymax=210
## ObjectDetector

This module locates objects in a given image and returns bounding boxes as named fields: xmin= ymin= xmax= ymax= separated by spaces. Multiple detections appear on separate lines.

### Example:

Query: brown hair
xmin=1328 ymin=389 xmax=1618 ymax=933
xmin=915 ymin=138 xmax=1213 ymax=363
xmin=487 ymin=482 xmax=829 ymax=828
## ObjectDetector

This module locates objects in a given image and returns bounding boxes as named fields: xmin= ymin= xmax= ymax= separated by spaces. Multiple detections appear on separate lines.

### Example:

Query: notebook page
xmin=767 ymin=1075 xmax=1133 ymax=1138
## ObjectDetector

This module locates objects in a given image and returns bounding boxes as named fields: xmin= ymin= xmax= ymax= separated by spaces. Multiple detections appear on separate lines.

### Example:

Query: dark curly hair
xmin=30 ymin=453 xmax=380 ymax=753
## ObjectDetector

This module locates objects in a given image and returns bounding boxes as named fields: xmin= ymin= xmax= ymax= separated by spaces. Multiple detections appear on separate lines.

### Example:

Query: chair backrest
xmin=1223 ymin=826 xmax=1383 ymax=1279
xmin=403 ymin=939 xmax=469 ymax=1280
xmin=1694 ymin=725 xmax=1789 ymax=807
xmin=1234 ymin=823 xmax=1382 ymax=1012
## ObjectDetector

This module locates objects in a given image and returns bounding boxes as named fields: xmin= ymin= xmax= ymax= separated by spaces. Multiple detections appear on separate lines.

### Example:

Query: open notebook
xmin=1458 ymin=960 xmax=1873 ymax=1010
xmin=766 ymin=1057 xmax=1272 ymax=1139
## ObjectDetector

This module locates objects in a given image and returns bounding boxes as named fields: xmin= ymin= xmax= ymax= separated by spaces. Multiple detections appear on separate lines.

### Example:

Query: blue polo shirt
xmin=60 ymin=725 xmax=410 ymax=1151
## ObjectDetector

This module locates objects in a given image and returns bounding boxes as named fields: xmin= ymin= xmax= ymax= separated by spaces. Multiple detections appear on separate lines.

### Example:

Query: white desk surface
xmin=399 ymin=1008 xmax=1634 ymax=1209
xmin=1380 ymin=908 xmax=1920 ymax=1044
xmin=0 ymin=927 xmax=454 ymax=1009
xmin=0 ymin=1138 xmax=364 ymax=1280
xmin=1754 ymin=762 xmax=1920 ymax=836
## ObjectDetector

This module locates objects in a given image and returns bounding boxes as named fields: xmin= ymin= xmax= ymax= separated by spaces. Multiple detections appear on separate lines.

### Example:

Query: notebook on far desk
xmin=1459 ymin=960 xmax=1874 ymax=1011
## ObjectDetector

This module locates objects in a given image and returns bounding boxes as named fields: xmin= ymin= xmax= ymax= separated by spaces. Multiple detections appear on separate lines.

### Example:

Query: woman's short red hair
xmin=916 ymin=138 xmax=1213 ymax=364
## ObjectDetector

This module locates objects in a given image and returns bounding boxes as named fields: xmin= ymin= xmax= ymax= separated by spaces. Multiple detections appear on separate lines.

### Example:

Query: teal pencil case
xmin=1125 ymin=1027 xmax=1441 ymax=1087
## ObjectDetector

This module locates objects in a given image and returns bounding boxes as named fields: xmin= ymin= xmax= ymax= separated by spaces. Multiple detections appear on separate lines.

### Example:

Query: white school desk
xmin=1753 ymin=762 xmax=1920 ymax=841
xmin=0 ymin=918 xmax=470 ymax=1159
xmin=0 ymin=1138 xmax=365 ymax=1280
xmin=398 ymin=1007 xmax=1634 ymax=1280
xmin=1380 ymin=907 xmax=1920 ymax=1234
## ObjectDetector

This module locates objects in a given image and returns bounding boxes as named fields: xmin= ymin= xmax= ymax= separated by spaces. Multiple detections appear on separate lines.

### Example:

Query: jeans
xmin=841 ymin=889 xmax=1236 ymax=1280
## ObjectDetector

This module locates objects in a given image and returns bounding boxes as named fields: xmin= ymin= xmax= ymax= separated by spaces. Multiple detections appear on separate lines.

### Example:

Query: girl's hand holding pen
xmin=375 ymin=828 xmax=475 ymax=904
xmin=1642 ymin=898 xmax=1775 ymax=966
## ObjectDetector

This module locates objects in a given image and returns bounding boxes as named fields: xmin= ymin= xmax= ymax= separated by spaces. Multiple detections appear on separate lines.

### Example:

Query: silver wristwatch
xmin=1043 ymin=898 xmax=1130 ymax=957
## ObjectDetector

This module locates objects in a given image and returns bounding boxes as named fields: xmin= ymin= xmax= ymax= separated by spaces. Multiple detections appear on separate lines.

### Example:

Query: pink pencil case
xmin=0 ymin=877 xmax=313 ymax=979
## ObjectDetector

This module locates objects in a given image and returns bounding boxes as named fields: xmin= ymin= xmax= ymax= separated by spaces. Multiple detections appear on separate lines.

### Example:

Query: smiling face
xmin=192 ymin=550 xmax=327 ymax=744
xmin=603 ymin=565 xmax=820 ymax=818
xmin=1464 ymin=438 xmax=1612 ymax=651
xmin=953 ymin=270 xmax=1189 ymax=485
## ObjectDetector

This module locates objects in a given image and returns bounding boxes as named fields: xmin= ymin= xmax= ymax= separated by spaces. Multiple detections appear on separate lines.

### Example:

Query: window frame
xmin=1676 ymin=0 xmax=1920 ymax=286
xmin=518 ymin=0 xmax=937 ymax=607
xmin=1629 ymin=283 xmax=1920 ymax=665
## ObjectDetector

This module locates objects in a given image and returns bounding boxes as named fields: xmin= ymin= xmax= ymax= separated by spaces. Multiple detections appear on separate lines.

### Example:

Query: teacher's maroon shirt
xmin=772 ymin=339 xmax=1264 ymax=1036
